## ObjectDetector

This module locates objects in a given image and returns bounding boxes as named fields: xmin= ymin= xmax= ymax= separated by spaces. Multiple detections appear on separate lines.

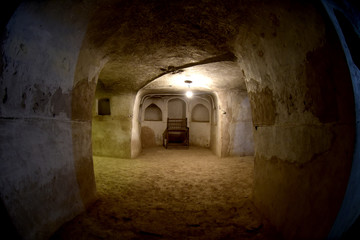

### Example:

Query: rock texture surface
xmin=0 ymin=0 xmax=359 ymax=240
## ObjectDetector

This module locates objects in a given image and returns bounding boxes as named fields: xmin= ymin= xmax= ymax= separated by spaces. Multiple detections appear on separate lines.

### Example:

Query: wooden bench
xmin=163 ymin=118 xmax=189 ymax=148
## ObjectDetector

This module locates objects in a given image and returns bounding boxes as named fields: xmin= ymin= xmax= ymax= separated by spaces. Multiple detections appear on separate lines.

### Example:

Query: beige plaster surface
xmin=51 ymin=147 xmax=281 ymax=240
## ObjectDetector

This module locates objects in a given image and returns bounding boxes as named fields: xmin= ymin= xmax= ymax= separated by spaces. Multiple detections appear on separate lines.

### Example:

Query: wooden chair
xmin=163 ymin=118 xmax=189 ymax=148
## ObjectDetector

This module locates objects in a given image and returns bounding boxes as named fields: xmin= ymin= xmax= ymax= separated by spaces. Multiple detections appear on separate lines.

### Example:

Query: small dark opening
xmin=98 ymin=98 xmax=111 ymax=115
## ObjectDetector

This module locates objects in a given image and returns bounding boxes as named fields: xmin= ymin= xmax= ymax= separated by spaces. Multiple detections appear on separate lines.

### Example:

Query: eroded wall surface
xmin=217 ymin=90 xmax=254 ymax=157
xmin=234 ymin=2 xmax=356 ymax=239
xmin=0 ymin=1 xmax=97 ymax=239
xmin=92 ymin=86 xmax=136 ymax=158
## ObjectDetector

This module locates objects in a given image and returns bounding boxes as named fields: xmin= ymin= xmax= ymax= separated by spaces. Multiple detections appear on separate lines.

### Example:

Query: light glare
xmin=186 ymin=91 xmax=193 ymax=98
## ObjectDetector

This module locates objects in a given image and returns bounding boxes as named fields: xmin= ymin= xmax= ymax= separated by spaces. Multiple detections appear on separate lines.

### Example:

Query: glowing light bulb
xmin=186 ymin=91 xmax=193 ymax=98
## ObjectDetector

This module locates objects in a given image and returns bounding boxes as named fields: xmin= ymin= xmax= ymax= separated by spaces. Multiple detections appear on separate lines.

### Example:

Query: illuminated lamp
xmin=184 ymin=80 xmax=193 ymax=98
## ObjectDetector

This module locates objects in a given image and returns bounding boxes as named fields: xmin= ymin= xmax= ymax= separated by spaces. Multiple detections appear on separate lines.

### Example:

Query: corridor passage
xmin=51 ymin=147 xmax=281 ymax=240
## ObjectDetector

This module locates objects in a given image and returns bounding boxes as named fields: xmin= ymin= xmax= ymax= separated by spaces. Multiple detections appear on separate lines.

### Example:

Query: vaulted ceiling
xmin=86 ymin=0 xmax=256 ymax=93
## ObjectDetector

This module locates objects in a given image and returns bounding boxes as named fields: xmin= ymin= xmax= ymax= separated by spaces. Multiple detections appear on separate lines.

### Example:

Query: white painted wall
xmin=139 ymin=95 xmax=213 ymax=148
xmin=189 ymin=122 xmax=211 ymax=147
xmin=189 ymin=98 xmax=212 ymax=147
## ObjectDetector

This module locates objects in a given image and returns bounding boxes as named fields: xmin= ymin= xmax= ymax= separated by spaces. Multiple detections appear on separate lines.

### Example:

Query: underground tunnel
xmin=1 ymin=0 xmax=360 ymax=239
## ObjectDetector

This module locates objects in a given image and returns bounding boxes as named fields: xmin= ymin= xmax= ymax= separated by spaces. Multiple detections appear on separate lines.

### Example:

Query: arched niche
xmin=144 ymin=104 xmax=162 ymax=121
xmin=191 ymin=104 xmax=210 ymax=122
xmin=168 ymin=98 xmax=186 ymax=119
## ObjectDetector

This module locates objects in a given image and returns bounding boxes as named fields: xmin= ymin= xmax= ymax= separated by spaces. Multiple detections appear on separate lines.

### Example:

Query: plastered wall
xmin=140 ymin=97 xmax=166 ymax=147
xmin=136 ymin=92 xmax=254 ymax=157
xmin=139 ymin=96 xmax=212 ymax=148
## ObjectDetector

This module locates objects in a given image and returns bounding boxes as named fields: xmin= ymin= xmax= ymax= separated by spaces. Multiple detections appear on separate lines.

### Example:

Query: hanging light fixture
xmin=184 ymin=80 xmax=193 ymax=98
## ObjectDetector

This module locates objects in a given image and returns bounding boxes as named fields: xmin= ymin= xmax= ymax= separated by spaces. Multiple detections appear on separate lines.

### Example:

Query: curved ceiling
xmin=86 ymin=0 xmax=252 ymax=93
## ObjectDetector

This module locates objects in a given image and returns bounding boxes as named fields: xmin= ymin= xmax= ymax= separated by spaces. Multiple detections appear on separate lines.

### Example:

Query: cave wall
xmin=210 ymin=93 xmax=220 ymax=156
xmin=217 ymin=89 xmax=254 ymax=157
xmin=234 ymin=2 xmax=356 ymax=239
xmin=210 ymin=90 xmax=254 ymax=157
xmin=0 ymin=1 xmax=97 ymax=239
xmin=92 ymin=86 xmax=136 ymax=158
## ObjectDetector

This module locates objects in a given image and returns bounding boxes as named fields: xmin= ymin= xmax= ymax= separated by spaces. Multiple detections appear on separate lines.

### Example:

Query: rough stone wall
xmin=131 ymin=91 xmax=142 ymax=158
xmin=210 ymin=94 xmax=220 ymax=156
xmin=92 ymin=87 xmax=136 ymax=158
xmin=234 ymin=2 xmax=356 ymax=239
xmin=217 ymin=90 xmax=254 ymax=157
xmin=70 ymin=6 xmax=107 ymax=216
xmin=0 ymin=1 xmax=97 ymax=239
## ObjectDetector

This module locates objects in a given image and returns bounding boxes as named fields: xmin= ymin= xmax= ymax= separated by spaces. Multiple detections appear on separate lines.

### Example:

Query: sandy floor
xmin=51 ymin=146 xmax=281 ymax=240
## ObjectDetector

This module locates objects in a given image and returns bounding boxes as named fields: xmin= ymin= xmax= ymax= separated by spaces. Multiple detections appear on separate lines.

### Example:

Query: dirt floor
xmin=50 ymin=146 xmax=282 ymax=240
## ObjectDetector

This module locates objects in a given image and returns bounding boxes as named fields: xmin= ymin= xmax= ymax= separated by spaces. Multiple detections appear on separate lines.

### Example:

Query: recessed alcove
xmin=144 ymin=103 xmax=162 ymax=121
xmin=191 ymin=104 xmax=209 ymax=122
xmin=98 ymin=98 xmax=111 ymax=116
xmin=168 ymin=98 xmax=186 ymax=119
